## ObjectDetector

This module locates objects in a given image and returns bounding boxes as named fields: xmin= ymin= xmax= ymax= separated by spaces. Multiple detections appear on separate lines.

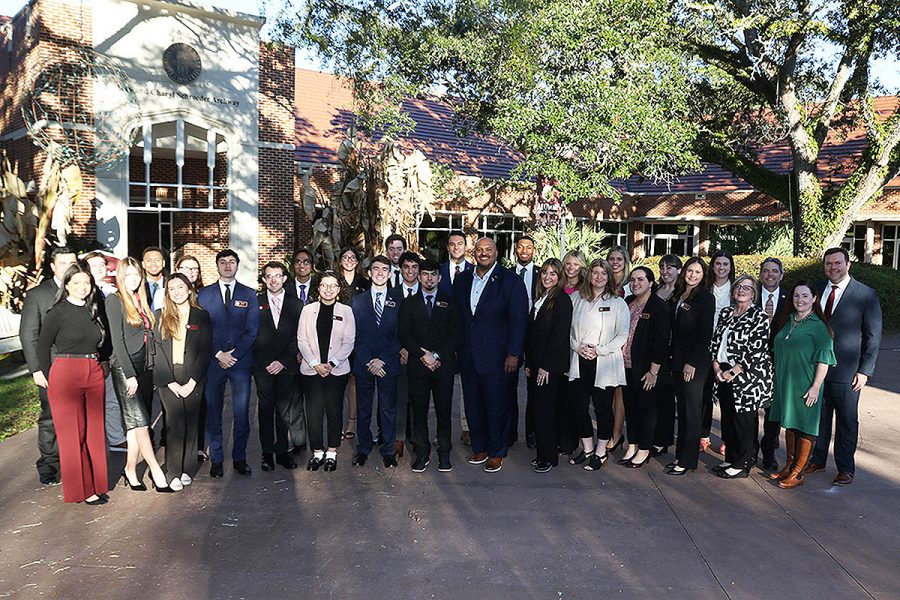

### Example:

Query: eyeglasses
xmin=734 ymin=284 xmax=756 ymax=292
xmin=179 ymin=266 xmax=200 ymax=272
xmin=320 ymin=283 xmax=340 ymax=290
xmin=341 ymin=255 xmax=358 ymax=262
xmin=294 ymin=258 xmax=311 ymax=265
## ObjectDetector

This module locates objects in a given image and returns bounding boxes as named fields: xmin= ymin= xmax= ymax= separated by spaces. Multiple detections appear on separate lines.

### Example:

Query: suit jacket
xmin=297 ymin=301 xmax=356 ymax=376
xmin=254 ymin=292 xmax=302 ymax=371
xmin=818 ymin=278 xmax=882 ymax=383
xmin=145 ymin=279 xmax=165 ymax=311
xmin=351 ymin=287 xmax=404 ymax=377
xmin=670 ymin=290 xmax=716 ymax=372
xmin=197 ymin=281 xmax=260 ymax=371
xmin=756 ymin=287 xmax=790 ymax=340
xmin=625 ymin=294 xmax=672 ymax=385
xmin=454 ymin=264 xmax=529 ymax=376
xmin=398 ymin=290 xmax=461 ymax=378
xmin=105 ymin=292 xmax=152 ymax=378
xmin=152 ymin=307 xmax=212 ymax=386
xmin=514 ymin=263 xmax=541 ymax=307
xmin=438 ymin=260 xmax=474 ymax=297
xmin=284 ymin=277 xmax=316 ymax=305
xmin=19 ymin=278 xmax=60 ymax=373
xmin=525 ymin=291 xmax=573 ymax=374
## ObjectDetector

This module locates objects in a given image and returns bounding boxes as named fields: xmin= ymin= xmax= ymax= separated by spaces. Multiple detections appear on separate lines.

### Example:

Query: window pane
xmin=884 ymin=225 xmax=896 ymax=240
xmin=670 ymin=239 xmax=685 ymax=256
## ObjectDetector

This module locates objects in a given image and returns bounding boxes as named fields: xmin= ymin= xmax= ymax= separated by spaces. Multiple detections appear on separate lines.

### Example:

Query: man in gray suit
xmin=19 ymin=246 xmax=77 ymax=484
xmin=805 ymin=247 xmax=882 ymax=485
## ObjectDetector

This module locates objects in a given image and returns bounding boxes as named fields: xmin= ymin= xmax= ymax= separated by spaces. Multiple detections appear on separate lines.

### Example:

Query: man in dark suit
xmin=454 ymin=237 xmax=529 ymax=473
xmin=351 ymin=255 xmax=404 ymax=468
xmin=283 ymin=248 xmax=315 ymax=453
xmin=756 ymin=257 xmax=790 ymax=470
xmin=392 ymin=251 xmax=422 ymax=456
xmin=385 ymin=234 xmax=407 ymax=289
xmin=511 ymin=235 xmax=540 ymax=448
xmin=19 ymin=246 xmax=77 ymax=484
xmin=142 ymin=246 xmax=166 ymax=311
xmin=254 ymin=262 xmax=301 ymax=472
xmin=805 ymin=248 xmax=882 ymax=486
xmin=438 ymin=230 xmax=474 ymax=444
xmin=399 ymin=259 xmax=461 ymax=472
xmin=198 ymin=249 xmax=260 ymax=478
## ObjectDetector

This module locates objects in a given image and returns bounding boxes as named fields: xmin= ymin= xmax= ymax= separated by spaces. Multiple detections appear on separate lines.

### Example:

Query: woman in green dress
xmin=769 ymin=280 xmax=836 ymax=489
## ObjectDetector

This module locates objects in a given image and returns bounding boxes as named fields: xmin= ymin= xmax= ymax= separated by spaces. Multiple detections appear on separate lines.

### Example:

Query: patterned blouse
xmin=709 ymin=305 xmax=773 ymax=412
xmin=622 ymin=298 xmax=647 ymax=369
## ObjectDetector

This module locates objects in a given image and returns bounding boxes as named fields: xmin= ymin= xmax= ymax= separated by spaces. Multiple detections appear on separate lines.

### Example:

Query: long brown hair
xmin=54 ymin=262 xmax=106 ymax=346
xmin=579 ymin=259 xmax=617 ymax=301
xmin=159 ymin=273 xmax=200 ymax=340
xmin=115 ymin=257 xmax=156 ymax=329
xmin=772 ymin=280 xmax=834 ymax=338
xmin=672 ymin=256 xmax=708 ymax=304
xmin=534 ymin=258 xmax=564 ymax=313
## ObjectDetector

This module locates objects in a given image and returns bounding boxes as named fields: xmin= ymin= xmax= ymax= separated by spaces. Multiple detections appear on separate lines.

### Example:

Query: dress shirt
xmin=470 ymin=262 xmax=498 ymax=314
xmin=761 ymin=287 xmax=781 ymax=316
xmin=402 ymin=282 xmax=420 ymax=298
xmin=370 ymin=285 xmax=389 ymax=309
xmin=517 ymin=261 xmax=534 ymax=306
xmin=820 ymin=275 xmax=851 ymax=313
xmin=391 ymin=266 xmax=402 ymax=287
xmin=218 ymin=279 xmax=235 ymax=305
xmin=267 ymin=289 xmax=285 ymax=328
xmin=295 ymin=279 xmax=311 ymax=303
xmin=711 ymin=282 xmax=731 ymax=328
xmin=422 ymin=291 xmax=436 ymax=307
xmin=532 ymin=293 xmax=546 ymax=319
xmin=449 ymin=258 xmax=467 ymax=284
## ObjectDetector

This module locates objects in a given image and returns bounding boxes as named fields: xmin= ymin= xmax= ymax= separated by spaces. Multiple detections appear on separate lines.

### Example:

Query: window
xmin=841 ymin=224 xmax=866 ymax=262
xmin=416 ymin=212 xmax=466 ymax=263
xmin=642 ymin=223 xmax=695 ymax=257
xmin=597 ymin=221 xmax=627 ymax=250
xmin=478 ymin=214 xmax=526 ymax=263
xmin=882 ymin=225 xmax=898 ymax=269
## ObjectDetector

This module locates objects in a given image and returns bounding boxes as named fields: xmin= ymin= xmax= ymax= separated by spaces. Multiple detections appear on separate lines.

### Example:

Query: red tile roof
xmin=294 ymin=69 xmax=899 ymax=193
xmin=294 ymin=69 xmax=523 ymax=180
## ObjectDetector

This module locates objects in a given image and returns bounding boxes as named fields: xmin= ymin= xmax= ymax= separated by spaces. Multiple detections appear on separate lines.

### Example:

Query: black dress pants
xmin=409 ymin=371 xmax=454 ymax=460
xmin=555 ymin=378 xmax=578 ymax=453
xmin=624 ymin=368 xmax=659 ymax=450
xmin=36 ymin=385 xmax=60 ymax=478
xmin=528 ymin=370 xmax=562 ymax=465
xmin=654 ymin=382 xmax=676 ymax=447
xmin=159 ymin=366 xmax=202 ymax=478
xmin=755 ymin=406 xmax=780 ymax=461
xmin=701 ymin=374 xmax=714 ymax=438
xmin=508 ymin=365 xmax=521 ymax=443
xmin=674 ymin=367 xmax=708 ymax=470
xmin=304 ymin=373 xmax=348 ymax=450
xmin=572 ymin=357 xmax=615 ymax=441
xmin=254 ymin=368 xmax=294 ymax=455
xmin=718 ymin=382 xmax=756 ymax=469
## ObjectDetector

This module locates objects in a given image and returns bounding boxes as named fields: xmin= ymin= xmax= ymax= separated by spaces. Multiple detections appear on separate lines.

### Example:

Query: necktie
xmin=824 ymin=284 xmax=838 ymax=320
xmin=425 ymin=295 xmax=434 ymax=317
xmin=394 ymin=270 xmax=401 ymax=288
xmin=149 ymin=282 xmax=158 ymax=309
xmin=519 ymin=267 xmax=526 ymax=278
xmin=299 ymin=284 xmax=307 ymax=304
xmin=224 ymin=283 xmax=232 ymax=311
xmin=406 ymin=287 xmax=413 ymax=298
xmin=764 ymin=293 xmax=774 ymax=321
xmin=375 ymin=292 xmax=383 ymax=326
xmin=455 ymin=265 xmax=461 ymax=276
xmin=271 ymin=293 xmax=282 ymax=328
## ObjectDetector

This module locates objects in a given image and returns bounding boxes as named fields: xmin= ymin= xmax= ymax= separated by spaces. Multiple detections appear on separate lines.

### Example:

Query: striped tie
xmin=764 ymin=294 xmax=774 ymax=321
xmin=375 ymin=292 xmax=383 ymax=326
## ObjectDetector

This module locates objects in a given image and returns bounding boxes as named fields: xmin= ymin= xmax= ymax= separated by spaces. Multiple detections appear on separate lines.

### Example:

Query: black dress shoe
xmin=276 ymin=453 xmax=297 ymax=470
xmin=383 ymin=455 xmax=398 ymax=468
xmin=625 ymin=454 xmax=651 ymax=468
xmin=352 ymin=453 xmax=368 ymax=467
xmin=411 ymin=456 xmax=430 ymax=472
xmin=291 ymin=444 xmax=307 ymax=455
xmin=98 ymin=493 xmax=110 ymax=500
xmin=533 ymin=461 xmax=554 ymax=473
xmin=233 ymin=461 xmax=252 ymax=476
xmin=711 ymin=463 xmax=730 ymax=474
xmin=210 ymin=462 xmax=224 ymax=478
xmin=307 ymin=455 xmax=323 ymax=471
xmin=84 ymin=496 xmax=108 ymax=505
xmin=373 ymin=432 xmax=384 ymax=446
xmin=438 ymin=458 xmax=452 ymax=472
xmin=39 ymin=472 xmax=58 ymax=485
xmin=323 ymin=457 xmax=337 ymax=472
xmin=717 ymin=468 xmax=749 ymax=479
xmin=261 ymin=454 xmax=275 ymax=472
xmin=525 ymin=432 xmax=537 ymax=449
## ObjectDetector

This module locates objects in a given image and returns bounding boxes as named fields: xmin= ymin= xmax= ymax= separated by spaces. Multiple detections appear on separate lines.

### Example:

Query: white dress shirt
xmin=761 ymin=287 xmax=781 ymax=315
xmin=267 ymin=289 xmax=285 ymax=328
xmin=711 ymin=282 xmax=732 ymax=328
xmin=470 ymin=263 xmax=497 ymax=314
xmin=820 ymin=275 xmax=851 ymax=313
xmin=218 ymin=279 xmax=236 ymax=305
xmin=517 ymin=262 xmax=534 ymax=307
xmin=401 ymin=282 xmax=420 ymax=298
xmin=448 ymin=258 xmax=467 ymax=284
xmin=294 ymin=279 xmax=311 ymax=303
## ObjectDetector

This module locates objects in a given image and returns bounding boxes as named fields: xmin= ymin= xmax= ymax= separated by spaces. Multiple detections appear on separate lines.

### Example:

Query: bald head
xmin=474 ymin=237 xmax=498 ymax=274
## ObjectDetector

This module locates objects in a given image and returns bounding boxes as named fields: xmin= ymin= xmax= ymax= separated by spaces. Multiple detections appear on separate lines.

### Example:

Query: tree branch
xmin=695 ymin=135 xmax=791 ymax=203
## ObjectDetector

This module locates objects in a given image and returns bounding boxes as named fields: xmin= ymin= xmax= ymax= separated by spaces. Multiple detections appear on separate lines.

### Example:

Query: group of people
xmin=19 ymin=231 xmax=881 ymax=506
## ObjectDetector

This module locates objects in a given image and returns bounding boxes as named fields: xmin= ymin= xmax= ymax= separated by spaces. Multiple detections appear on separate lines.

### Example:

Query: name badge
xmin=681 ymin=304 xmax=691 ymax=311
xmin=385 ymin=300 xmax=397 ymax=308
xmin=259 ymin=305 xmax=270 ymax=310
xmin=436 ymin=301 xmax=448 ymax=308
xmin=640 ymin=313 xmax=651 ymax=320
xmin=598 ymin=306 xmax=610 ymax=312
xmin=333 ymin=315 xmax=343 ymax=321
xmin=186 ymin=324 xmax=199 ymax=331
xmin=234 ymin=300 xmax=248 ymax=308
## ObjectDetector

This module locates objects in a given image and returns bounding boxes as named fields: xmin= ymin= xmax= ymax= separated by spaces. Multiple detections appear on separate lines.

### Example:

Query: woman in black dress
xmin=337 ymin=246 xmax=369 ymax=439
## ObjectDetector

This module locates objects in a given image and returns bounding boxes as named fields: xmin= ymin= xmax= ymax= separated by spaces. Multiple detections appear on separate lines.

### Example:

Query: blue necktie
xmin=375 ymin=292 xmax=383 ymax=326
xmin=425 ymin=295 xmax=434 ymax=317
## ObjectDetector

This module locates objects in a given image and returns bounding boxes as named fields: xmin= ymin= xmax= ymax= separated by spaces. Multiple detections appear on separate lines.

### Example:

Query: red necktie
xmin=824 ymin=284 xmax=838 ymax=320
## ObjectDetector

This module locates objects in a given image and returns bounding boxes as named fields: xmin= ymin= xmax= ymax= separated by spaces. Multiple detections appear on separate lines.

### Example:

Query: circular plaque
xmin=163 ymin=43 xmax=202 ymax=84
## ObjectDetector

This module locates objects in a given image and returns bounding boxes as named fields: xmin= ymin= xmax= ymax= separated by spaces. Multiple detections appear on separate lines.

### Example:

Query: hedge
xmin=640 ymin=255 xmax=900 ymax=331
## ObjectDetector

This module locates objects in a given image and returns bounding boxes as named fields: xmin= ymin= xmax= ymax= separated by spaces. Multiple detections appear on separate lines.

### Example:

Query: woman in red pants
xmin=36 ymin=263 xmax=112 ymax=505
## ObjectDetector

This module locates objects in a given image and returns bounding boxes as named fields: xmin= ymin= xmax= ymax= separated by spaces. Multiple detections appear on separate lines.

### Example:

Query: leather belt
xmin=56 ymin=353 xmax=99 ymax=360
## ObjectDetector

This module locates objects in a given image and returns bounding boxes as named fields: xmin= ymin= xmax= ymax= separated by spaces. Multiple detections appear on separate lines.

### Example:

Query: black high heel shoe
xmin=84 ymin=495 xmax=108 ymax=506
xmin=607 ymin=436 xmax=625 ymax=453
xmin=121 ymin=470 xmax=147 ymax=491
xmin=151 ymin=478 xmax=177 ymax=493
xmin=625 ymin=453 xmax=651 ymax=468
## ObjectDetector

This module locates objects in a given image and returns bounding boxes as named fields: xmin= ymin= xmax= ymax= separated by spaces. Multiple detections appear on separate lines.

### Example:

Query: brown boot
xmin=778 ymin=436 xmax=813 ymax=489
xmin=768 ymin=430 xmax=794 ymax=481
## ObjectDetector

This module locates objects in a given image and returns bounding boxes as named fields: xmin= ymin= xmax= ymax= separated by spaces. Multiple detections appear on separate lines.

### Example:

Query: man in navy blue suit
xmin=438 ymin=230 xmax=473 ymax=296
xmin=198 ymin=249 xmax=260 ymax=478
xmin=454 ymin=237 xmax=528 ymax=473
xmin=351 ymin=255 xmax=404 ymax=469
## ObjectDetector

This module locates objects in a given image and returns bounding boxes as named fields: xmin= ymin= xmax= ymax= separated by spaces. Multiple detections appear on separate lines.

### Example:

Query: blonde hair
xmin=732 ymin=274 xmax=759 ymax=303
xmin=580 ymin=259 xmax=617 ymax=301
xmin=562 ymin=250 xmax=588 ymax=288
xmin=115 ymin=257 xmax=156 ymax=329
xmin=159 ymin=273 xmax=200 ymax=340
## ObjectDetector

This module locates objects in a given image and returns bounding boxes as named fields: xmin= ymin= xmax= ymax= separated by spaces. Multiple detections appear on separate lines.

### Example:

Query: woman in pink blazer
xmin=297 ymin=271 xmax=356 ymax=472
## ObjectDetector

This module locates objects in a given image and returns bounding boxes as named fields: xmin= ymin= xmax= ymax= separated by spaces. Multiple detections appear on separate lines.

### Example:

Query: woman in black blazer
xmin=666 ymin=258 xmax=715 ymax=475
xmin=525 ymin=259 xmax=574 ymax=473
xmin=336 ymin=246 xmax=369 ymax=440
xmin=619 ymin=267 xmax=671 ymax=468
xmin=152 ymin=273 xmax=212 ymax=490
xmin=106 ymin=257 xmax=170 ymax=491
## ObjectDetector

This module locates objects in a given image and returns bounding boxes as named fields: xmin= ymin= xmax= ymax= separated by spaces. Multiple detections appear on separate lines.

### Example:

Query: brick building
xmin=294 ymin=69 xmax=900 ymax=265
xmin=1 ymin=0 xmax=297 ymax=282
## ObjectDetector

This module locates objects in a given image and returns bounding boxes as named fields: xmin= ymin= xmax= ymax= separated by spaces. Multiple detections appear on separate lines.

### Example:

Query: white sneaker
xmin=180 ymin=473 xmax=192 ymax=486
xmin=169 ymin=477 xmax=184 ymax=492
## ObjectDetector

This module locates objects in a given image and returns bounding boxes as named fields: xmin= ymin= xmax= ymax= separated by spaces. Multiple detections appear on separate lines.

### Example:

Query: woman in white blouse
xmin=567 ymin=260 xmax=629 ymax=471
